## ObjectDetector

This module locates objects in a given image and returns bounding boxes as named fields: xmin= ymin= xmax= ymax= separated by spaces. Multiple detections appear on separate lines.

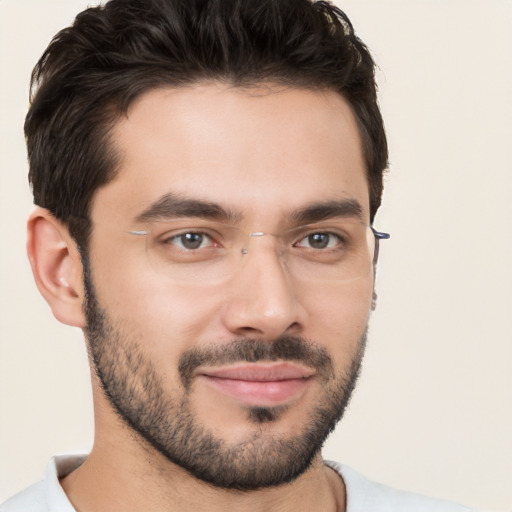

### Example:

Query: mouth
xmin=196 ymin=362 xmax=315 ymax=406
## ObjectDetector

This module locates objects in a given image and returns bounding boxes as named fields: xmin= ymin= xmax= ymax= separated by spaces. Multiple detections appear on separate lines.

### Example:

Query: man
xmin=1 ymin=0 xmax=477 ymax=511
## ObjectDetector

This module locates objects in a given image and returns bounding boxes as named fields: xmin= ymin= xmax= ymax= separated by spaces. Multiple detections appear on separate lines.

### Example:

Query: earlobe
xmin=371 ymin=290 xmax=377 ymax=311
xmin=27 ymin=208 xmax=86 ymax=328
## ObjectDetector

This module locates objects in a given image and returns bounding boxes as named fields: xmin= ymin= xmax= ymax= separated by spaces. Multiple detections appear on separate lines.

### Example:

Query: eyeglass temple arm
xmin=371 ymin=227 xmax=390 ymax=240
xmin=370 ymin=227 xmax=390 ymax=264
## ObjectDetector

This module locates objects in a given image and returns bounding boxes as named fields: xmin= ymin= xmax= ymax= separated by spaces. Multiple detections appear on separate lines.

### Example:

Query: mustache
xmin=178 ymin=336 xmax=334 ymax=389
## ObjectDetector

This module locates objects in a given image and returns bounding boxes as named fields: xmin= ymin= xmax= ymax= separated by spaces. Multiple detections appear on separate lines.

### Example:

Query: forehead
xmin=91 ymin=82 xmax=369 ymax=226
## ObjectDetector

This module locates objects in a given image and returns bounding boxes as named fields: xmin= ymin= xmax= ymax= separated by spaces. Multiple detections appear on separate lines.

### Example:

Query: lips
xmin=197 ymin=362 xmax=314 ymax=406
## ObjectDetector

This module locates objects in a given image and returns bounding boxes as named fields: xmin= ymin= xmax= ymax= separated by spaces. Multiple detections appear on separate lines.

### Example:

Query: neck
xmin=60 ymin=432 xmax=345 ymax=512
xmin=61 ymin=383 xmax=346 ymax=512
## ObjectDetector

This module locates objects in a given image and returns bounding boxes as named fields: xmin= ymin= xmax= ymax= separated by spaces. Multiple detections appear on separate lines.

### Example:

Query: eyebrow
xmin=134 ymin=193 xmax=365 ymax=226
xmin=289 ymin=199 xmax=365 ymax=224
xmin=134 ymin=193 xmax=242 ymax=224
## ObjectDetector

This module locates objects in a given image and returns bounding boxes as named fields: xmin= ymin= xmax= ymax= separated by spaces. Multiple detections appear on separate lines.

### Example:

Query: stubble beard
xmin=82 ymin=264 xmax=368 ymax=490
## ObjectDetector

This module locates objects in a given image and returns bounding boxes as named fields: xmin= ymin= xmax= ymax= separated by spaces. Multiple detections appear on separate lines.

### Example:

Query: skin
xmin=28 ymin=83 xmax=375 ymax=512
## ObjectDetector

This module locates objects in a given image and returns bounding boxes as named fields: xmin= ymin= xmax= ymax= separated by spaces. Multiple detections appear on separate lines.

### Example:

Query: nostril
xmin=236 ymin=326 xmax=264 ymax=336
xmin=285 ymin=321 xmax=302 ymax=335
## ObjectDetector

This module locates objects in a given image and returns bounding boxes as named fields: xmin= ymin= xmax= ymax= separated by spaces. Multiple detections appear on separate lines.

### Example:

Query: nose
xmin=221 ymin=238 xmax=307 ymax=340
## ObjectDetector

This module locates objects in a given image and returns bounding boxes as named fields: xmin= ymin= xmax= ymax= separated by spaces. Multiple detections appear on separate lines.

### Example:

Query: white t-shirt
xmin=1 ymin=455 xmax=477 ymax=512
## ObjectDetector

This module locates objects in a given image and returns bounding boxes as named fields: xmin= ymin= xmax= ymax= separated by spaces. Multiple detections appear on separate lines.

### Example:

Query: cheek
xmin=91 ymin=254 xmax=223 ymax=356
xmin=89 ymin=230 xmax=373 ymax=362
xmin=301 ymin=278 xmax=373 ymax=348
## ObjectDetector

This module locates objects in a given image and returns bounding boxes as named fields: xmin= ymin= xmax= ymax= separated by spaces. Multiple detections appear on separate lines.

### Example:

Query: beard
xmin=83 ymin=263 xmax=367 ymax=491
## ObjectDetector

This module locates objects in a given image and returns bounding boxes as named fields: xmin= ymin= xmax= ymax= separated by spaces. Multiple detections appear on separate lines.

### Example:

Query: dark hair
xmin=26 ymin=0 xmax=388 ymax=248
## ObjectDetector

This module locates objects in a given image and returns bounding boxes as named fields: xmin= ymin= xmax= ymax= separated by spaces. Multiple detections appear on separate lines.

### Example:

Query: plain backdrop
xmin=0 ymin=1 xmax=511 ymax=510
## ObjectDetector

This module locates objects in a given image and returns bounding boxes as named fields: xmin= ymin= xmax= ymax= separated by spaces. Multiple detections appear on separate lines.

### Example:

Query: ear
xmin=27 ymin=207 xmax=86 ymax=328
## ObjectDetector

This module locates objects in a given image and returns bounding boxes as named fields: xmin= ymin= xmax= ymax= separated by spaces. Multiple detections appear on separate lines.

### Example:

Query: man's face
xmin=85 ymin=83 xmax=374 ymax=489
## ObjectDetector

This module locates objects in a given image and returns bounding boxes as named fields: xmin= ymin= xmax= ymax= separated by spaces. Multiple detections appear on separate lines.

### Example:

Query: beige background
xmin=1 ymin=1 xmax=511 ymax=510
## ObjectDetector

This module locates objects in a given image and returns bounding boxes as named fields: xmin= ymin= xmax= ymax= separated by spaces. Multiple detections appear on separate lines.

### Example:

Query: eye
xmin=296 ymin=232 xmax=341 ymax=250
xmin=166 ymin=232 xmax=213 ymax=250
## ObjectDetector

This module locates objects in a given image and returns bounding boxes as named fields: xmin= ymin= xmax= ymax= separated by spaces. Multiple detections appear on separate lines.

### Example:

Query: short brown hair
xmin=26 ymin=0 xmax=388 ymax=248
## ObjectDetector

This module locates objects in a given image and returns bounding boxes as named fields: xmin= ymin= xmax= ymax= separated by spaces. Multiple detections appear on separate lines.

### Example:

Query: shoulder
xmin=325 ymin=461 xmax=478 ymax=512
xmin=1 ymin=455 xmax=85 ymax=512
xmin=0 ymin=481 xmax=47 ymax=512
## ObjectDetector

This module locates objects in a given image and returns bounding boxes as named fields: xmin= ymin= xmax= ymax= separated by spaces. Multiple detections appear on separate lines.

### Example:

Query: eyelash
xmin=160 ymin=230 xmax=345 ymax=251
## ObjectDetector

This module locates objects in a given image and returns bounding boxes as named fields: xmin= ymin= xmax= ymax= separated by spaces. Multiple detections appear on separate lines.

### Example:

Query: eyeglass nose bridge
xmin=240 ymin=231 xmax=289 ymax=258
xmin=240 ymin=231 xmax=264 ymax=255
